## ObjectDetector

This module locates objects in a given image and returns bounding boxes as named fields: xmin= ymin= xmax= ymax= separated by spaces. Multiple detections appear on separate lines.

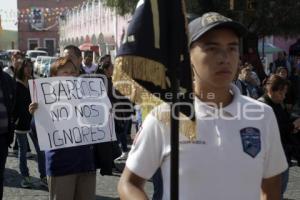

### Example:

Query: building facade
xmin=0 ymin=16 xmax=18 ymax=50
xmin=59 ymin=0 xmax=130 ymax=58
xmin=18 ymin=0 xmax=84 ymax=55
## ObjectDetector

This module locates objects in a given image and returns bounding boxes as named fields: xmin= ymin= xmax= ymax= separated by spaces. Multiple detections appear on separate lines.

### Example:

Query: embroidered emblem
xmin=201 ymin=12 xmax=231 ymax=27
xmin=240 ymin=127 xmax=261 ymax=158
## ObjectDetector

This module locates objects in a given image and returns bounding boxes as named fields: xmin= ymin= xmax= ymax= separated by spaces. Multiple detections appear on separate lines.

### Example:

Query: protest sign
xmin=29 ymin=77 xmax=116 ymax=150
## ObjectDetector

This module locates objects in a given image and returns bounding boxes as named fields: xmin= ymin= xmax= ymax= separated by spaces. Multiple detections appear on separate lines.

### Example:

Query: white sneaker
xmin=115 ymin=152 xmax=128 ymax=161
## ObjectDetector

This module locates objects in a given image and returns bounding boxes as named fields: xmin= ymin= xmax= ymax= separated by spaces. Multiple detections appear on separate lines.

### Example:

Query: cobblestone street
xmin=3 ymin=149 xmax=153 ymax=200
xmin=3 ymin=149 xmax=300 ymax=200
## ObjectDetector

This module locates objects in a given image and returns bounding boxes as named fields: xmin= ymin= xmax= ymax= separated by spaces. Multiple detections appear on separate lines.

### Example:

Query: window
xmin=28 ymin=39 xmax=39 ymax=50
xmin=44 ymin=38 xmax=56 ymax=56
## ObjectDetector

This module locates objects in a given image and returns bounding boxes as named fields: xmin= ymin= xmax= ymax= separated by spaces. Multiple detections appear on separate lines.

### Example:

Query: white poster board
xmin=29 ymin=77 xmax=116 ymax=150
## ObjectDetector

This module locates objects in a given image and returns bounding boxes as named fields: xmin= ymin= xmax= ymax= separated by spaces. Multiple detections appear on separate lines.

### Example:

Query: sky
xmin=0 ymin=0 xmax=17 ymax=30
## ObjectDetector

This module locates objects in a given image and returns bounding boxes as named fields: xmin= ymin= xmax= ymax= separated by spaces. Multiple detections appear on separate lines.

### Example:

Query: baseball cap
xmin=189 ymin=12 xmax=248 ymax=47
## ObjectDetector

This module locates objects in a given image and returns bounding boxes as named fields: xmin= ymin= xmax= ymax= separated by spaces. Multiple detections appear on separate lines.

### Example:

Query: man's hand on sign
xmin=29 ymin=102 xmax=38 ymax=114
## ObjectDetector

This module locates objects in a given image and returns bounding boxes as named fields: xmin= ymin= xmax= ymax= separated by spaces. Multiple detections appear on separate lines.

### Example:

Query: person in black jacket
xmin=3 ymin=52 xmax=32 ymax=157
xmin=96 ymin=60 xmax=134 ymax=160
xmin=276 ymin=67 xmax=295 ymax=112
xmin=258 ymin=74 xmax=300 ymax=199
xmin=0 ymin=65 xmax=16 ymax=200
xmin=94 ymin=59 xmax=122 ymax=174
xmin=13 ymin=59 xmax=46 ymax=188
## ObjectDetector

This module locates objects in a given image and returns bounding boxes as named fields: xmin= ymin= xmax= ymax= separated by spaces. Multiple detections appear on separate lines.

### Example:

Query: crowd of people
xmin=232 ymin=50 xmax=300 ymax=199
xmin=0 ymin=44 xmax=140 ymax=200
xmin=235 ymin=52 xmax=300 ymax=154
xmin=0 ymin=11 xmax=300 ymax=200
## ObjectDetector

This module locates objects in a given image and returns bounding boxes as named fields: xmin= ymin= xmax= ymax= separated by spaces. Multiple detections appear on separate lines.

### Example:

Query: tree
xmin=103 ymin=0 xmax=300 ymax=80
xmin=102 ymin=0 xmax=139 ymax=15
xmin=103 ymin=0 xmax=300 ymax=37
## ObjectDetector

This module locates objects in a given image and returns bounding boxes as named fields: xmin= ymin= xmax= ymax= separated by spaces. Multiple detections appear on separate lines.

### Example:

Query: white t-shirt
xmin=126 ymin=84 xmax=287 ymax=200
xmin=82 ymin=62 xmax=98 ymax=74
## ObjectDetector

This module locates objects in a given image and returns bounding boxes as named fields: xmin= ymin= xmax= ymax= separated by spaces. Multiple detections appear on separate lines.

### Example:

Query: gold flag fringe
xmin=115 ymin=56 xmax=167 ymax=89
xmin=113 ymin=56 xmax=196 ymax=141
xmin=152 ymin=105 xmax=197 ymax=141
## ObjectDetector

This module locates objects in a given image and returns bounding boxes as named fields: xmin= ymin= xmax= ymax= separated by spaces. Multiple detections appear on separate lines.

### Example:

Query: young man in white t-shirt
xmin=118 ymin=12 xmax=287 ymax=200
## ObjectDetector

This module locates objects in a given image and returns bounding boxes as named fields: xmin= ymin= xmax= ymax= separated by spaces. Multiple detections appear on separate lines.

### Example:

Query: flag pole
xmin=170 ymin=78 xmax=179 ymax=200
xmin=169 ymin=1 xmax=182 ymax=199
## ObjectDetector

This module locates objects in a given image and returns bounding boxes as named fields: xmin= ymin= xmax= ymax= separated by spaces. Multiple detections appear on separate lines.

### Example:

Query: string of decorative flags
xmin=0 ymin=2 xmax=109 ymax=30
xmin=0 ymin=6 xmax=75 ymax=24
xmin=31 ymin=21 xmax=59 ymax=31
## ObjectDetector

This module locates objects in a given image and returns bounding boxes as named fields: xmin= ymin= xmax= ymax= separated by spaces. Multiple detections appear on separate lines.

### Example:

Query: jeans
xmin=152 ymin=168 xmax=163 ymax=200
xmin=0 ymin=134 xmax=8 ymax=200
xmin=116 ymin=120 xmax=131 ymax=152
xmin=13 ymin=134 xmax=31 ymax=152
xmin=281 ymin=169 xmax=289 ymax=200
xmin=29 ymin=130 xmax=46 ymax=179
xmin=30 ymin=118 xmax=46 ymax=178
xmin=126 ymin=119 xmax=132 ymax=135
xmin=16 ymin=133 xmax=30 ymax=177
xmin=16 ymin=132 xmax=46 ymax=178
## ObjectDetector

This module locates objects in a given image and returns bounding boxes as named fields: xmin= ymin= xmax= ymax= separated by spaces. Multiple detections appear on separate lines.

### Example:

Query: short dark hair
xmin=98 ymin=54 xmax=111 ymax=64
xmin=275 ymin=67 xmax=288 ymax=74
xmin=95 ymin=61 xmax=113 ymax=75
xmin=265 ymin=74 xmax=290 ymax=92
xmin=100 ymin=61 xmax=112 ymax=70
xmin=83 ymin=51 xmax=93 ymax=58
xmin=63 ymin=45 xmax=82 ymax=58
xmin=15 ymin=58 xmax=33 ymax=80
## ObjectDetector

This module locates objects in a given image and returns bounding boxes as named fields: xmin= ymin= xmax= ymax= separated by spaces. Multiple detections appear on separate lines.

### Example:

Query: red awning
xmin=79 ymin=43 xmax=99 ymax=52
